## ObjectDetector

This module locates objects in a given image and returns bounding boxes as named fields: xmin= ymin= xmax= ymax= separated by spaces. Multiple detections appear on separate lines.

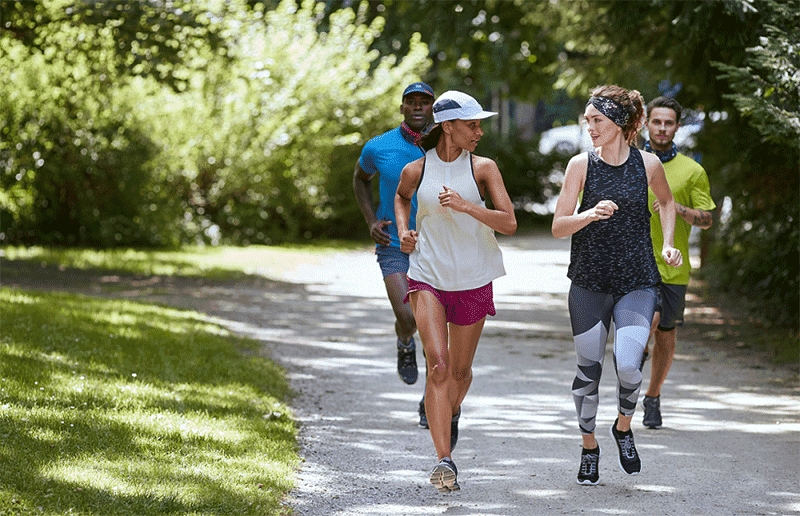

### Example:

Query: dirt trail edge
xmin=3 ymin=233 xmax=799 ymax=516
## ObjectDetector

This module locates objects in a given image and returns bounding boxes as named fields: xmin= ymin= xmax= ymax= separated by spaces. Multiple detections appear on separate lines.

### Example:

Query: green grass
xmin=0 ymin=288 xmax=298 ymax=515
xmin=1 ymin=242 xmax=367 ymax=280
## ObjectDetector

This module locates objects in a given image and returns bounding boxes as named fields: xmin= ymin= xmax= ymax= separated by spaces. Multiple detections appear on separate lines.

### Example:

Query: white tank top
xmin=408 ymin=148 xmax=506 ymax=291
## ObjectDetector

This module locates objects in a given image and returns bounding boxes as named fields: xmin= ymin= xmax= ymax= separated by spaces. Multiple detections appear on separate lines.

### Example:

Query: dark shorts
xmin=655 ymin=283 xmax=687 ymax=331
xmin=375 ymin=245 xmax=409 ymax=278
xmin=403 ymin=278 xmax=496 ymax=326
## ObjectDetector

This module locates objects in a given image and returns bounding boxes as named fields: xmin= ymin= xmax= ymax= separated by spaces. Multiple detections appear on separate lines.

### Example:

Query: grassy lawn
xmin=0 ymin=244 xmax=342 ymax=515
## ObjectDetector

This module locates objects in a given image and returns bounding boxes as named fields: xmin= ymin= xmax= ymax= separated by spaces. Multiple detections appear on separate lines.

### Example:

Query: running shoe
xmin=397 ymin=337 xmax=418 ymax=385
xmin=610 ymin=419 xmax=641 ymax=475
xmin=642 ymin=395 xmax=662 ymax=429
xmin=577 ymin=446 xmax=601 ymax=485
xmin=429 ymin=457 xmax=460 ymax=493
xmin=419 ymin=397 xmax=428 ymax=429
xmin=450 ymin=408 xmax=461 ymax=452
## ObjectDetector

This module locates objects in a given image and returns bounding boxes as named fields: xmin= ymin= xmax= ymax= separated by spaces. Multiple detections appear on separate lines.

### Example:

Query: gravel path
xmin=4 ymin=233 xmax=799 ymax=515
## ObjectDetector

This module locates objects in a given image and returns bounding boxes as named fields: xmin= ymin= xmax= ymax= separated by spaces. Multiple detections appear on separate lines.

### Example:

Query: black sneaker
xmin=642 ymin=395 xmax=662 ymax=429
xmin=577 ymin=446 xmax=601 ymax=485
xmin=610 ymin=419 xmax=641 ymax=475
xmin=419 ymin=397 xmax=428 ymax=429
xmin=397 ymin=337 xmax=418 ymax=385
xmin=430 ymin=457 xmax=460 ymax=493
xmin=450 ymin=408 xmax=461 ymax=452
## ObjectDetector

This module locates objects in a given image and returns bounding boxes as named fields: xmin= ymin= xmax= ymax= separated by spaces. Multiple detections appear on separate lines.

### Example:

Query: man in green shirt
xmin=642 ymin=96 xmax=716 ymax=429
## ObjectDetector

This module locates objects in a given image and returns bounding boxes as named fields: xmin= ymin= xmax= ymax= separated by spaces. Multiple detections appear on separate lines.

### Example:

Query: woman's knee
xmin=616 ymin=362 xmax=643 ymax=385
xmin=427 ymin=361 xmax=450 ymax=385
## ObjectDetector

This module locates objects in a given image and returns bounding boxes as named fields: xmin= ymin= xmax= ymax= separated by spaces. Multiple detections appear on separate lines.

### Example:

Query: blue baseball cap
xmin=402 ymin=82 xmax=434 ymax=99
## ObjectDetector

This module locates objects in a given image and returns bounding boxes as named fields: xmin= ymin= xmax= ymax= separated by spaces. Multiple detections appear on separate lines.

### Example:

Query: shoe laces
xmin=580 ymin=453 xmax=598 ymax=476
xmin=400 ymin=349 xmax=415 ymax=366
xmin=617 ymin=433 xmax=637 ymax=459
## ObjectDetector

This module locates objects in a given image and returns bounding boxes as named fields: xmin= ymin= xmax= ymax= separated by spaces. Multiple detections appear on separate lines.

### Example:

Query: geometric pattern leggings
xmin=568 ymin=284 xmax=657 ymax=435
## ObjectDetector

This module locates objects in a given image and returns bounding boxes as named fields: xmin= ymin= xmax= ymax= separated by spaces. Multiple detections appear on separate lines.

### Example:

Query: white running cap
xmin=432 ymin=90 xmax=497 ymax=124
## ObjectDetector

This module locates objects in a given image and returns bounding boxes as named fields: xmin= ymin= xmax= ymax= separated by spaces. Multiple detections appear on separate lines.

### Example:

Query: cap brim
xmin=461 ymin=111 xmax=498 ymax=120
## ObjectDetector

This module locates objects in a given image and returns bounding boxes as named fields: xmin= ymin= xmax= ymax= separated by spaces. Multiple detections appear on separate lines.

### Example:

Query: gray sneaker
xmin=430 ymin=457 xmax=460 ymax=493
xmin=642 ymin=395 xmax=662 ymax=429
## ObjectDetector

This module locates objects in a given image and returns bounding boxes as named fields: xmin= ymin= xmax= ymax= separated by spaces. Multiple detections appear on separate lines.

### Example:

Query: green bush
xmin=0 ymin=0 xmax=430 ymax=248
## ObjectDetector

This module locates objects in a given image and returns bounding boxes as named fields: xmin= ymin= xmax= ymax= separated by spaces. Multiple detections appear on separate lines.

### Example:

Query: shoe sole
xmin=643 ymin=422 xmax=662 ymax=429
xmin=576 ymin=448 xmax=601 ymax=486
xmin=430 ymin=464 xmax=459 ymax=493
xmin=610 ymin=426 xmax=641 ymax=475
xmin=398 ymin=370 xmax=417 ymax=385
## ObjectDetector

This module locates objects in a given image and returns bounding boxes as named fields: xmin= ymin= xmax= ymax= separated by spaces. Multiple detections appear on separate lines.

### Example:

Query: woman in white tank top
xmin=395 ymin=90 xmax=517 ymax=493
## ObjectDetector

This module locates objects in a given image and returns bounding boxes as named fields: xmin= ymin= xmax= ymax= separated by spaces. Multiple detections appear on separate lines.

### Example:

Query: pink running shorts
xmin=403 ymin=278 xmax=496 ymax=326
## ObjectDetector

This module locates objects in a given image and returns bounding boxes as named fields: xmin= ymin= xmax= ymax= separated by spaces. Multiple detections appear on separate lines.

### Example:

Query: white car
xmin=538 ymin=124 xmax=593 ymax=155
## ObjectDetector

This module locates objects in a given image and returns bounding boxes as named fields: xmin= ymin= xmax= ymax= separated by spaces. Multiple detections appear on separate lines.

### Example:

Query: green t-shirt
xmin=648 ymin=153 xmax=716 ymax=285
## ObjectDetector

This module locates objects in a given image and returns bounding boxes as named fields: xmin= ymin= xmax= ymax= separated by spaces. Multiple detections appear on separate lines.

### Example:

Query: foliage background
xmin=1 ymin=0 xmax=797 ymax=330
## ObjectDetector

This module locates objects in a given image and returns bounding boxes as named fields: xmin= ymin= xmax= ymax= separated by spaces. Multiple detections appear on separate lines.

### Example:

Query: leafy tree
xmin=1 ymin=0 xmax=431 ymax=246
xmin=707 ymin=0 xmax=799 ymax=329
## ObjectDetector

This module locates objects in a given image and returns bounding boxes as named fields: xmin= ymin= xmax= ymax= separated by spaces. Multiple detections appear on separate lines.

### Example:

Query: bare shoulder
xmin=564 ymin=152 xmax=589 ymax=177
xmin=568 ymin=151 xmax=589 ymax=167
xmin=471 ymin=154 xmax=500 ymax=175
xmin=402 ymin=156 xmax=425 ymax=176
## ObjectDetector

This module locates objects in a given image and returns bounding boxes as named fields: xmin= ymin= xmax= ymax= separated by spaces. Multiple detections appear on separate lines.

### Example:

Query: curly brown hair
xmin=590 ymin=85 xmax=645 ymax=144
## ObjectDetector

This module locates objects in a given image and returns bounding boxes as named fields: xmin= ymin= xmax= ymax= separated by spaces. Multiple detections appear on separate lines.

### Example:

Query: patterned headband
xmin=586 ymin=96 xmax=630 ymax=127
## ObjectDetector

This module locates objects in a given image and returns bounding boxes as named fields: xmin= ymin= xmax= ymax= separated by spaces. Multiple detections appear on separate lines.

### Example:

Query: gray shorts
xmin=655 ymin=283 xmax=687 ymax=331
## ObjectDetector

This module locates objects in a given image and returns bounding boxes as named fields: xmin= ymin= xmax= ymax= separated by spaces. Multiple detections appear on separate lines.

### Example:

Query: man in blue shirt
xmin=353 ymin=81 xmax=434 ymax=427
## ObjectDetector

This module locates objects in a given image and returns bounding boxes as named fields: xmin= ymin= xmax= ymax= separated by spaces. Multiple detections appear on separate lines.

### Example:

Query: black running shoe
xmin=577 ymin=446 xmax=601 ymax=485
xmin=450 ymin=408 xmax=461 ymax=452
xmin=419 ymin=397 xmax=428 ymax=429
xmin=642 ymin=395 xmax=662 ymax=429
xmin=397 ymin=337 xmax=418 ymax=385
xmin=610 ymin=419 xmax=641 ymax=475
xmin=430 ymin=457 xmax=460 ymax=493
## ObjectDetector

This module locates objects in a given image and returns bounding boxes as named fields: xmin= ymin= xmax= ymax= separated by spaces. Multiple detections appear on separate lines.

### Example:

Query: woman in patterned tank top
xmin=552 ymin=85 xmax=682 ymax=486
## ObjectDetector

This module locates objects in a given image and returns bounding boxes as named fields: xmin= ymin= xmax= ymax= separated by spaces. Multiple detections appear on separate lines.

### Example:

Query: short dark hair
xmin=646 ymin=96 xmax=682 ymax=122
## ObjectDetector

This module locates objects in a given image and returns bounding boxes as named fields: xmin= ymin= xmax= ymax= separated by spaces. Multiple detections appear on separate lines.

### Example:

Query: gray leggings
xmin=568 ymin=284 xmax=657 ymax=435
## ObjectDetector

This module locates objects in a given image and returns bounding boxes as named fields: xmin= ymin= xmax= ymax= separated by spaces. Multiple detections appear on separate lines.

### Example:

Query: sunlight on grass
xmin=1 ymin=242 xmax=367 ymax=280
xmin=0 ymin=287 xmax=297 ymax=515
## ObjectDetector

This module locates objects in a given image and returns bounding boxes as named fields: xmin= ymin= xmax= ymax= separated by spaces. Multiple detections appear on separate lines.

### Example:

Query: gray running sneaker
xmin=397 ymin=337 xmax=418 ymax=385
xmin=577 ymin=446 xmax=601 ymax=485
xmin=419 ymin=397 xmax=428 ymax=429
xmin=642 ymin=395 xmax=662 ymax=429
xmin=430 ymin=457 xmax=460 ymax=493
xmin=610 ymin=419 xmax=641 ymax=475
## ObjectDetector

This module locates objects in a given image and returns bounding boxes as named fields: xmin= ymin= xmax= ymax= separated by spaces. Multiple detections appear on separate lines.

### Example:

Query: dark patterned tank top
xmin=567 ymin=147 xmax=660 ymax=294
